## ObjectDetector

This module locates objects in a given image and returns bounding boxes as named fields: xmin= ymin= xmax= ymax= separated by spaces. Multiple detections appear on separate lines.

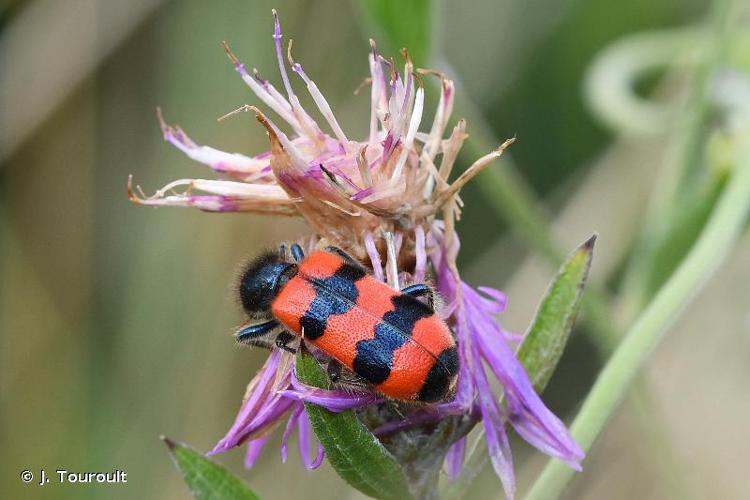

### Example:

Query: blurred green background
xmin=2 ymin=0 xmax=749 ymax=499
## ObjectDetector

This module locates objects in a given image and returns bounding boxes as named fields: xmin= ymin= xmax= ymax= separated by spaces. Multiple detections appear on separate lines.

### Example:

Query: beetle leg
xmin=275 ymin=331 xmax=297 ymax=353
xmin=401 ymin=283 xmax=436 ymax=310
xmin=325 ymin=246 xmax=362 ymax=267
xmin=326 ymin=359 xmax=343 ymax=383
xmin=290 ymin=243 xmax=305 ymax=263
xmin=236 ymin=319 xmax=280 ymax=347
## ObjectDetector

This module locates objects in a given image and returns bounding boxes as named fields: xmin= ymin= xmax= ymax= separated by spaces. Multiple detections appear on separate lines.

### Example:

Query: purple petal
xmin=505 ymin=396 xmax=584 ymax=470
xmin=244 ymin=434 xmax=272 ymax=468
xmin=444 ymin=437 xmax=466 ymax=481
xmin=234 ymin=394 xmax=295 ymax=444
xmin=439 ymin=299 xmax=458 ymax=321
xmin=280 ymin=404 xmax=304 ymax=463
xmin=298 ymin=409 xmax=325 ymax=469
xmin=157 ymin=112 xmax=272 ymax=179
xmin=278 ymin=388 xmax=380 ymax=412
xmin=381 ymin=132 xmax=395 ymax=163
xmin=466 ymin=285 xmax=584 ymax=468
xmin=211 ymin=349 xmax=295 ymax=455
xmin=506 ymin=411 xmax=582 ymax=471
xmin=477 ymin=286 xmax=508 ymax=314
xmin=312 ymin=442 xmax=325 ymax=469
xmin=469 ymin=330 xmax=515 ymax=499
xmin=283 ymin=371 xmax=382 ymax=411
xmin=364 ymin=231 xmax=385 ymax=281
xmin=432 ymin=242 xmax=474 ymax=411
xmin=413 ymin=224 xmax=427 ymax=283
xmin=234 ymin=349 xmax=282 ymax=421
xmin=210 ymin=349 xmax=283 ymax=454
xmin=351 ymin=186 xmax=375 ymax=201
xmin=503 ymin=331 xmax=525 ymax=343
xmin=452 ymin=336 xmax=476 ymax=409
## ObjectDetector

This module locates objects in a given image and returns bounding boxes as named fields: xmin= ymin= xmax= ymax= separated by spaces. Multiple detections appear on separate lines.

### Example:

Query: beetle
xmin=234 ymin=243 xmax=458 ymax=402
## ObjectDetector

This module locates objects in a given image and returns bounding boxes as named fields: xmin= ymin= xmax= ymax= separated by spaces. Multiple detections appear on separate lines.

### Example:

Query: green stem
xmin=524 ymin=131 xmax=750 ymax=500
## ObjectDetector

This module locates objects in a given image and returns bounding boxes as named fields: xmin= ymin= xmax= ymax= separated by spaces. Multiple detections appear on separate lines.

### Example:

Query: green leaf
xmin=295 ymin=352 xmax=413 ymax=500
xmin=355 ymin=0 xmax=433 ymax=65
xmin=517 ymin=234 xmax=596 ymax=393
xmin=163 ymin=437 xmax=260 ymax=500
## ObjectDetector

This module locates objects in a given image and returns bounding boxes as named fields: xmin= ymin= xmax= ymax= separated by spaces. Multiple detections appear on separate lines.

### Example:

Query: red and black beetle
xmin=236 ymin=244 xmax=458 ymax=402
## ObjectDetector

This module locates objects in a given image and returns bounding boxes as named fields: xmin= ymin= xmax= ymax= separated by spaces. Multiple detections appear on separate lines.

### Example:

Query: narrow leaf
xmin=517 ymin=234 xmax=596 ymax=393
xmin=295 ymin=351 xmax=412 ymax=500
xmin=163 ymin=437 xmax=260 ymax=500
xmin=356 ymin=0 xmax=433 ymax=65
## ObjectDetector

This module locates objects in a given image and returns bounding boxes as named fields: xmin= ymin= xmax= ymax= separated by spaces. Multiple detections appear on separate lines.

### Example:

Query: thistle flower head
xmin=131 ymin=10 xmax=582 ymax=499
xmin=129 ymin=10 xmax=509 ymax=264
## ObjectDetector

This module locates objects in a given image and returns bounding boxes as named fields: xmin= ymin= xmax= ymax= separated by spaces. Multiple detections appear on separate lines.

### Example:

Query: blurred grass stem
xmin=524 ymin=126 xmax=750 ymax=500
xmin=616 ymin=0 xmax=734 ymax=318
xmin=584 ymin=27 xmax=705 ymax=136
xmin=579 ymin=4 xmax=734 ymax=496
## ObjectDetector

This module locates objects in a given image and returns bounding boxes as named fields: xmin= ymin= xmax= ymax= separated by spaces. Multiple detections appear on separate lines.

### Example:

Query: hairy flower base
xmin=132 ymin=10 xmax=583 ymax=499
